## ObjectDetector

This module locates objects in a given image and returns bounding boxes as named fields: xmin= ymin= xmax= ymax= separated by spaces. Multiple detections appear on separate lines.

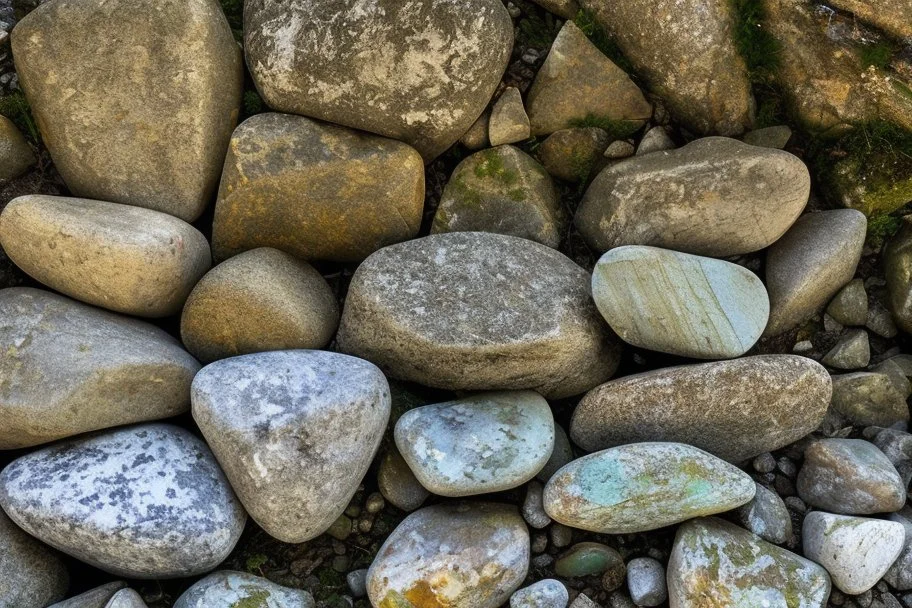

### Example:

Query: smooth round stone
xmin=192 ymin=350 xmax=390 ymax=543
xmin=180 ymin=247 xmax=339 ymax=363
xmin=636 ymin=127 xmax=675 ymax=156
xmin=347 ymin=569 xmax=368 ymax=598
xmin=571 ymin=355 xmax=831 ymax=463
xmin=0 ymin=195 xmax=210 ymax=317
xmin=0 ymin=115 xmax=35 ymax=182
xmin=173 ymin=571 xmax=314 ymax=608
xmin=337 ymin=232 xmax=621 ymax=399
xmin=831 ymin=371 xmax=910 ymax=427
xmin=0 ymin=287 xmax=200 ymax=449
xmin=489 ymin=87 xmax=530 ymax=147
xmin=523 ymin=481 xmax=552 ymax=529
xmin=0 ymin=508 xmax=68 ymax=608
xmin=366 ymin=503 xmax=529 ymax=608
xmin=591 ymin=246 xmax=769 ymax=359
xmin=554 ymin=542 xmax=624 ymax=578
xmin=537 ymin=424 xmax=575 ymax=483
xmin=827 ymin=278 xmax=868 ymax=326
xmin=821 ymin=329 xmax=870 ymax=370
xmin=395 ymin=390 xmax=554 ymax=497
xmin=543 ymin=442 xmax=755 ymax=534
xmin=377 ymin=445 xmax=430 ymax=512
xmin=0 ymin=423 xmax=246 ymax=578
xmin=104 ymin=590 xmax=147 ymax=608
xmin=735 ymin=483 xmax=793 ymax=545
xmin=626 ymin=558 xmax=667 ymax=607
xmin=511 ymin=579 xmax=569 ymax=608
xmin=48 ymin=583 xmax=128 ymax=608
xmin=803 ymin=512 xmax=904 ymax=595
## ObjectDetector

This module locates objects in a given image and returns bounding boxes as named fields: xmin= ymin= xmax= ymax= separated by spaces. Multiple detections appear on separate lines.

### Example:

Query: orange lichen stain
xmin=403 ymin=580 xmax=449 ymax=608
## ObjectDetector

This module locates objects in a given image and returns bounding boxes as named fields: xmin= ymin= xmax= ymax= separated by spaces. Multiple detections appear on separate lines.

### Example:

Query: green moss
xmin=219 ymin=0 xmax=243 ymax=41
xmin=573 ymin=9 xmax=634 ymax=73
xmin=0 ymin=92 xmax=39 ymax=143
xmin=473 ymin=149 xmax=519 ymax=185
xmin=893 ymin=80 xmax=912 ymax=102
xmin=517 ymin=12 xmax=561 ymax=49
xmin=245 ymin=553 xmax=268 ymax=573
xmin=231 ymin=589 xmax=271 ymax=608
xmin=867 ymin=214 xmax=903 ymax=248
xmin=858 ymin=40 xmax=898 ymax=70
xmin=567 ymin=114 xmax=641 ymax=139
xmin=729 ymin=0 xmax=781 ymax=82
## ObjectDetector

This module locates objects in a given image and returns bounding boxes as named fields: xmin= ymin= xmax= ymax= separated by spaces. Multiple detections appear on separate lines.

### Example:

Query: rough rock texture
xmin=735 ymin=482 xmax=792 ymax=545
xmin=377 ymin=445 xmax=430 ymax=512
xmin=831 ymin=371 xmax=910 ymax=426
xmin=576 ymin=138 xmax=810 ymax=256
xmin=0 ymin=115 xmax=35 ymax=182
xmin=0 ymin=288 xmax=200 ymax=449
xmin=636 ymin=127 xmax=675 ymax=156
xmin=48 ymin=583 xmax=127 ymax=608
xmin=571 ymin=355 xmax=831 ymax=463
xmin=212 ymin=113 xmax=424 ymax=262
xmin=337 ymin=232 xmax=620 ymax=399
xmin=626 ymin=558 xmax=667 ymax=607
xmin=0 ymin=508 xmax=68 ymax=608
xmin=243 ymin=0 xmax=513 ymax=160
xmin=0 ymin=423 xmax=246 ymax=578
xmin=591 ymin=246 xmax=769 ymax=358
xmin=826 ymin=279 xmax=868 ymax=326
xmin=885 ymin=217 xmax=912 ymax=334
xmin=538 ymin=128 xmax=611 ymax=183
xmin=11 ymin=0 xmax=242 ymax=221
xmin=529 ymin=0 xmax=579 ymax=19
xmin=543 ymin=442 xmax=755 ymax=534
xmin=173 ymin=571 xmax=315 ymax=607
xmin=511 ymin=579 xmax=569 ymax=608
xmin=742 ymin=125 xmax=792 ymax=149
xmin=192 ymin=350 xmax=390 ymax=543
xmin=828 ymin=0 xmax=912 ymax=39
xmin=366 ymin=503 xmax=529 ymax=608
xmin=104 ymin=590 xmax=147 ymax=608
xmin=489 ymin=87 xmax=530 ymax=147
xmin=821 ymin=328 xmax=870 ymax=370
xmin=0 ymin=195 xmax=211 ymax=317
xmin=885 ymin=513 xmax=912 ymax=591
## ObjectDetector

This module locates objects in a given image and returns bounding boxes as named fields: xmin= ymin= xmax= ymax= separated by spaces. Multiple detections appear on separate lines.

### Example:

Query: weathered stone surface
xmin=543 ymin=442 xmax=755 ymax=534
xmin=743 ymin=125 xmax=793 ymax=149
xmin=0 ymin=508 xmax=68 ymax=608
xmin=489 ymin=87 xmax=530 ymax=147
xmin=591 ymin=246 xmax=769 ymax=358
xmin=0 ymin=288 xmax=200 ymax=449
xmin=511 ymin=579 xmax=569 ymax=608
xmin=571 ymin=355 xmax=830 ymax=463
xmin=180 ymin=248 xmax=339 ymax=363
xmin=395 ymin=391 xmax=554 ymax=497
xmin=244 ymin=0 xmax=512 ymax=160
xmin=636 ymin=126 xmax=675 ymax=156
xmin=874 ymin=428 xmax=912 ymax=487
xmin=529 ymin=0 xmax=579 ymax=19
xmin=828 ymin=0 xmax=912 ymax=39
xmin=627 ymin=558 xmax=666 ymax=607
xmin=0 ymin=423 xmax=246 ymax=578
xmin=735 ymin=483 xmax=792 ymax=545
xmin=668 ymin=518 xmax=831 ymax=608
xmin=48 ymin=583 xmax=127 ymax=608
xmin=885 ymin=513 xmax=912 ymax=591
xmin=830 ymin=372 xmax=910 ymax=427
xmin=885 ymin=217 xmax=912 ymax=334
xmin=765 ymin=210 xmax=867 ymax=337
xmin=366 ymin=503 xmax=529 ymax=608
xmin=173 ymin=571 xmax=314 ymax=608
xmin=104 ymin=590 xmax=147 ymax=608
xmin=460 ymin=112 xmax=490 ymax=150
xmin=377 ymin=445 xmax=430 ymax=512
xmin=431 ymin=146 xmax=564 ymax=248
xmin=0 ymin=195 xmax=210 ymax=317
xmin=554 ymin=542 xmax=624 ymax=578
xmin=539 ymin=128 xmax=611 ymax=183
xmin=192 ymin=350 xmax=389 ymax=543
xmin=0 ymin=115 xmax=35 ymax=182
xmin=821 ymin=329 xmax=870 ymax=370
xmin=337 ymin=232 xmax=620 ymax=399
xmin=604 ymin=140 xmax=635 ymax=159
xmin=11 ymin=0 xmax=241 ymax=221
xmin=525 ymin=21 xmax=650 ymax=136
xmin=576 ymin=137 xmax=809 ymax=256
xmin=827 ymin=279 xmax=868 ymax=326
xmin=212 ymin=113 xmax=423 ymax=262
xmin=537 ymin=424 xmax=575 ymax=483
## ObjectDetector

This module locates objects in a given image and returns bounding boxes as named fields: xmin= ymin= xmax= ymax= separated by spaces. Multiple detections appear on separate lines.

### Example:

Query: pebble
xmin=104 ymin=590 xmax=147 ymax=608
xmin=742 ymin=125 xmax=793 ymax=149
xmin=537 ymin=424 xmax=575 ymax=482
xmin=831 ymin=372 xmax=910 ymax=427
xmin=48 ymin=583 xmax=127 ymax=608
xmin=173 ymin=571 xmax=314 ymax=608
xmin=827 ymin=279 xmax=869 ymax=326
xmin=554 ymin=542 xmax=624 ymax=578
xmin=511 ymin=579 xmax=569 ymax=608
xmin=601 ymin=555 xmax=628 ymax=592
xmin=868 ymin=303 xmax=900 ymax=338
xmin=538 ymin=128 xmax=611 ymax=183
xmin=635 ymin=126 xmax=675 ymax=156
xmin=551 ymin=523 xmax=574 ymax=549
xmin=822 ymin=329 xmax=871 ymax=370
xmin=885 ymin=513 xmax=912 ymax=590
xmin=569 ymin=593 xmax=600 ymax=608
xmin=377 ymin=446 xmax=430 ymax=512
xmin=0 ymin=115 xmax=34 ymax=181
xmin=872 ymin=428 xmax=912 ymax=485
xmin=347 ymin=569 xmax=368 ymax=598
xmin=489 ymin=87 xmax=531 ymax=146
xmin=604 ymin=140 xmax=635 ymax=159
xmin=460 ymin=112 xmax=490 ymax=150
xmin=754 ymin=453 xmax=778 ymax=474
xmin=736 ymin=482 xmax=793 ymax=545
xmin=0 ymin=507 xmax=68 ymax=608
xmin=626 ymin=558 xmax=667 ymax=607
xmin=523 ymin=481 xmax=552 ymax=529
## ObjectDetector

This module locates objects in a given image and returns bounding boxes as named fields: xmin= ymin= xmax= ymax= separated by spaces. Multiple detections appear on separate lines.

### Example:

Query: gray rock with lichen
xmin=511 ymin=579 xmax=568 ymax=608
xmin=735 ymin=483 xmax=792 ymax=545
xmin=173 ymin=571 xmax=314 ymax=608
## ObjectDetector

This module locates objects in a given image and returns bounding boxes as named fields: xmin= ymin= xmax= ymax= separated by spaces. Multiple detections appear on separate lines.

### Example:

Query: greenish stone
xmin=326 ymin=515 xmax=352 ymax=541
xmin=829 ymin=149 xmax=912 ymax=216
xmin=554 ymin=542 xmax=624 ymax=578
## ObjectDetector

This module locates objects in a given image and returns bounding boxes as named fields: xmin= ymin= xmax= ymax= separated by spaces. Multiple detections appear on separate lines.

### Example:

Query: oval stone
xmin=591 ymin=246 xmax=769 ymax=358
xmin=174 ymin=571 xmax=314 ymax=608
xmin=542 ymin=443 xmax=755 ymax=534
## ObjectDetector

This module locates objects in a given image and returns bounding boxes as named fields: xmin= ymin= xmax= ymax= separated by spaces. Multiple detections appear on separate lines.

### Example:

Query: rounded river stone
xmin=173 ymin=571 xmax=315 ymax=608
xmin=47 ymin=582 xmax=128 ymax=608
xmin=0 ymin=115 xmax=35 ymax=182
xmin=0 ymin=508 xmax=68 ymax=608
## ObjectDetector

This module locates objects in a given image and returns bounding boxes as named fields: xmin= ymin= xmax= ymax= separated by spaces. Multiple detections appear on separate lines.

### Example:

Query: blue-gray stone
xmin=173 ymin=571 xmax=314 ymax=607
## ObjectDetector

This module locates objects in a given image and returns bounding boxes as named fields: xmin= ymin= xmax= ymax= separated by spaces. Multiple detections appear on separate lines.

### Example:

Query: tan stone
xmin=0 ymin=116 xmax=35 ymax=182
xmin=529 ymin=0 xmax=580 ymax=19
xmin=489 ymin=87 xmax=530 ymax=147
xmin=828 ymin=0 xmax=912 ymax=49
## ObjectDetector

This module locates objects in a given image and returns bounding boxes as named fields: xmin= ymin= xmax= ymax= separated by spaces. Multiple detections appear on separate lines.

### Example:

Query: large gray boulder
xmin=0 ymin=509 xmax=68 ymax=608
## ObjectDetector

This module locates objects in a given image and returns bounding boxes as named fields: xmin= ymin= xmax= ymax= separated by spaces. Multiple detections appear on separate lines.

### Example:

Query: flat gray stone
xmin=0 ymin=423 xmax=246 ymax=578
xmin=822 ymin=329 xmax=870 ymax=370
xmin=830 ymin=372 xmax=910 ymax=427
xmin=173 ymin=571 xmax=314 ymax=608
xmin=735 ymin=483 xmax=793 ymax=545
xmin=489 ymin=87 xmax=530 ymax=146
xmin=511 ymin=579 xmax=568 ymax=608
xmin=826 ymin=279 xmax=868 ymax=326
xmin=48 ymin=583 xmax=127 ymax=608
xmin=0 ymin=508 xmax=68 ymax=608
xmin=0 ymin=115 xmax=35 ymax=182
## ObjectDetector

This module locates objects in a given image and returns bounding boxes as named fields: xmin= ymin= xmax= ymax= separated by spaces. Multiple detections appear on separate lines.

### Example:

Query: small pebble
xmin=550 ymin=523 xmax=573 ymax=548
xmin=555 ymin=542 xmax=624 ymax=578
xmin=510 ymin=579 xmax=569 ymax=608
xmin=365 ymin=493 xmax=384 ymax=514
xmin=753 ymin=453 xmax=777 ymax=474
xmin=523 ymin=481 xmax=552 ymax=529
xmin=347 ymin=569 xmax=368 ymax=598
xmin=569 ymin=593 xmax=600 ymax=608
xmin=532 ymin=532 xmax=549 ymax=553
xmin=626 ymin=557 xmax=667 ymax=607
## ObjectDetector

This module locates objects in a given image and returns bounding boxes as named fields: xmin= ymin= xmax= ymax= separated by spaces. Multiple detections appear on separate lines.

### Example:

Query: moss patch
xmin=867 ymin=214 xmax=903 ymax=249
xmin=858 ymin=39 xmax=898 ymax=70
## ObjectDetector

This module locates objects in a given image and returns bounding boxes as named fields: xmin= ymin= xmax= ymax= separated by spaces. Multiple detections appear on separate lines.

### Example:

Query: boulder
xmin=0 ymin=509 xmax=68 ymax=608
xmin=489 ymin=87 xmax=531 ymax=147
xmin=0 ymin=115 xmax=35 ymax=181
xmin=173 ymin=571 xmax=314 ymax=607
xmin=827 ymin=0 xmax=912 ymax=39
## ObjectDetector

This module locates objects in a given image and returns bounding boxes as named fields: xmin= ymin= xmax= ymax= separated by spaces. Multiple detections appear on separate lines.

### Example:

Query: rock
xmin=104 ymin=590 xmax=147 ymax=608
xmin=635 ymin=126 xmax=675 ymax=156
xmin=0 ymin=195 xmax=210 ymax=317
xmin=570 ymin=594 xmax=600 ymax=608
xmin=868 ymin=303 xmax=900 ymax=338
xmin=11 ymin=0 xmax=241 ymax=221
xmin=885 ymin=217 xmax=912 ymax=334
xmin=539 ymin=128 xmax=611 ymax=183
xmin=668 ymin=517 xmax=831 ymax=607
xmin=0 ymin=115 xmax=34 ymax=181
xmin=871 ymin=358 xmax=912 ymax=397
xmin=347 ymin=569 xmax=368 ymax=598
xmin=366 ymin=503 xmax=529 ymax=608
xmin=803 ymin=512 xmax=905 ymax=595
xmin=212 ymin=113 xmax=423 ymax=263
xmin=377 ymin=445 xmax=430 ymax=512
xmin=511 ymin=579 xmax=569 ymax=608
xmin=765 ymin=209 xmax=867 ymax=337
xmin=626 ymin=558 xmax=667 ymax=607
xmin=523 ymin=481 xmax=552 ymax=529
xmin=827 ymin=0 xmax=912 ymax=39
xmin=735 ymin=483 xmax=793 ymax=545
xmin=873 ymin=429 xmax=912 ymax=486
xmin=743 ymin=125 xmax=793 ymax=149
xmin=525 ymin=21 xmax=650 ymax=137
xmin=244 ymin=0 xmax=512 ymax=160
xmin=173 ymin=571 xmax=314 ymax=608
xmin=337 ymin=232 xmax=620 ymax=399
xmin=0 ymin=423 xmax=246 ymax=578
xmin=180 ymin=248 xmax=339 ymax=363
xmin=604 ymin=140 xmax=635 ymax=159
xmin=827 ymin=279 xmax=868 ymax=326
xmin=537 ymin=424 xmax=575 ymax=482
xmin=831 ymin=372 xmax=910 ymax=427
xmin=576 ymin=137 xmax=810 ymax=256
xmin=0 ymin=287 xmax=200 ymax=449
xmin=591 ymin=246 xmax=769 ymax=358
xmin=430 ymin=146 xmax=564 ymax=248
xmin=460 ymin=112 xmax=490 ymax=150
xmin=822 ymin=329 xmax=871 ymax=370
xmin=489 ymin=87 xmax=531 ymax=146
xmin=48 ymin=583 xmax=128 ymax=608
xmin=885 ymin=513 xmax=912 ymax=590
xmin=395 ymin=390 xmax=554 ymax=497
xmin=192 ymin=350 xmax=389 ymax=543
xmin=543 ymin=442 xmax=755 ymax=534
xmin=554 ymin=542 xmax=624 ymax=578
xmin=602 ymin=557 xmax=629 ymax=593
xmin=797 ymin=438 xmax=906 ymax=515
xmin=0 ymin=508 xmax=68 ymax=608
xmin=571 ymin=355 xmax=831 ymax=463
xmin=529 ymin=0 xmax=579 ymax=19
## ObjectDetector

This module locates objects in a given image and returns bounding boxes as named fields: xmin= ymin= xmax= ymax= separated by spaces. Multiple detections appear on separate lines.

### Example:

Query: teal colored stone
xmin=554 ymin=542 xmax=624 ymax=578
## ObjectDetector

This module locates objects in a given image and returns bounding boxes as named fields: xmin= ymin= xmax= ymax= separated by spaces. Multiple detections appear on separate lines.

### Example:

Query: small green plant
xmin=573 ymin=9 xmax=634 ymax=73
xmin=858 ymin=39 xmax=897 ymax=70
xmin=568 ymin=114 xmax=642 ymax=140
xmin=517 ymin=12 xmax=561 ymax=49
xmin=0 ymin=91 xmax=39 ymax=143
xmin=867 ymin=214 xmax=903 ymax=248
xmin=244 ymin=553 xmax=268 ymax=574
xmin=729 ymin=0 xmax=781 ymax=82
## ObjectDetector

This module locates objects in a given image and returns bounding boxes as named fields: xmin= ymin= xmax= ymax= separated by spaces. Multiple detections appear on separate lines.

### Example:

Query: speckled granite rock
xmin=367 ymin=503 xmax=529 ymax=608
xmin=0 ymin=288 xmax=200 ymax=449
xmin=337 ymin=232 xmax=620 ymax=399
xmin=543 ymin=443 xmax=755 ymax=534
xmin=377 ymin=445 xmax=430 ymax=512
xmin=0 ymin=115 xmax=35 ymax=182
xmin=48 ymin=583 xmax=127 ymax=608
xmin=489 ymin=87 xmax=530 ymax=146
xmin=830 ymin=371 xmax=910 ymax=427
xmin=104 ymin=590 xmax=147 ymax=608
xmin=735 ymin=483 xmax=792 ymax=545
xmin=173 ymin=571 xmax=314 ymax=608
xmin=192 ymin=350 xmax=389 ymax=543
xmin=0 ymin=508 xmax=68 ymax=608
xmin=511 ymin=579 xmax=568 ymax=608
xmin=0 ymin=423 xmax=246 ymax=578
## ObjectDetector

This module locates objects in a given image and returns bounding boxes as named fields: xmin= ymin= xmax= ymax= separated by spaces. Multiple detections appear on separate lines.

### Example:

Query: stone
xmin=554 ymin=542 xmax=624 ymax=578
xmin=348 ymin=569 xmax=368 ymax=598
xmin=525 ymin=21 xmax=650 ymax=137
xmin=0 ymin=423 xmax=246 ymax=578
xmin=543 ymin=442 xmax=755 ymax=534
xmin=735 ymin=483 xmax=793 ymax=545
xmin=873 ymin=429 xmax=912 ymax=486
xmin=173 ymin=571 xmax=315 ymax=608
xmin=529 ymin=0 xmax=579 ymax=19
xmin=797 ymin=438 xmax=906 ymax=515
xmin=212 ymin=113 xmax=423 ymax=263
xmin=885 ymin=513 xmax=912 ymax=591
xmin=827 ymin=0 xmax=912 ymax=39
xmin=571 ymin=355 xmax=831 ymax=463
xmin=627 ymin=558 xmax=667 ymax=607
xmin=48 ymin=583 xmax=128 ymax=608
xmin=576 ymin=137 xmax=810 ymax=256
xmin=570 ymin=594 xmax=600 ymax=608
xmin=802 ymin=512 xmax=905 ymax=595
xmin=244 ymin=0 xmax=512 ymax=160
xmin=604 ymin=140 xmax=636 ymax=159
xmin=0 ymin=115 xmax=34 ymax=181
xmin=0 ymin=287 xmax=200 ymax=449
xmin=523 ymin=481 xmax=552 ymax=529
xmin=871 ymin=359 xmax=912 ymax=398
xmin=0 ymin=508 xmax=68 ymax=608
xmin=377 ymin=445 xmax=430 ymax=512
xmin=192 ymin=350 xmax=389 ymax=543
xmin=511 ymin=580 xmax=569 ymax=608
xmin=668 ymin=517 xmax=831 ymax=607
xmin=827 ymin=279 xmax=868 ymax=327
xmin=885 ymin=217 xmax=912 ymax=334
xmin=635 ymin=126 xmax=675 ymax=156
xmin=591 ymin=246 xmax=769 ymax=358
xmin=822 ymin=329 xmax=871 ymax=370
xmin=104 ymin=590 xmax=147 ymax=608
xmin=765 ymin=209 xmax=867 ymax=337
xmin=830 ymin=372 xmax=910 ymax=427
xmin=0 ymin=195 xmax=210 ymax=317
xmin=539 ymin=128 xmax=611 ymax=183
xmin=180 ymin=248 xmax=339 ymax=363
xmin=11 ymin=0 xmax=241 ymax=221
xmin=743 ymin=125 xmax=793 ymax=149
xmin=430 ymin=146 xmax=564 ymax=248
xmin=366 ymin=503 xmax=529 ymax=608
xmin=537 ymin=424 xmax=575 ymax=482
xmin=460 ymin=112 xmax=490 ymax=150
xmin=395 ymin=390 xmax=554 ymax=497
xmin=489 ymin=87 xmax=531 ymax=146
xmin=337 ymin=232 xmax=620 ymax=399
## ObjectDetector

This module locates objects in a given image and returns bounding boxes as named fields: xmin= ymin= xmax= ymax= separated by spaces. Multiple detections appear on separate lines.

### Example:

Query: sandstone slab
xmin=173 ymin=571 xmax=315 ymax=607
xmin=0 ymin=508 xmax=68 ymax=608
